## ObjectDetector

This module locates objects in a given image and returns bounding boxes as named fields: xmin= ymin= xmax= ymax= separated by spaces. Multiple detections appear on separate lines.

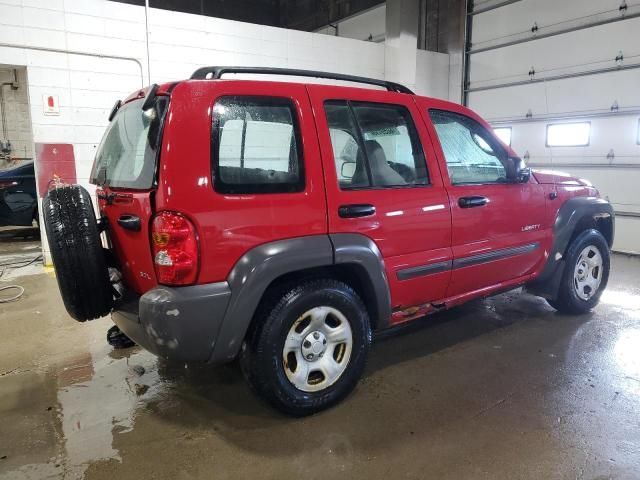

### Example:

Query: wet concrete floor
xmin=1 ymin=253 xmax=639 ymax=479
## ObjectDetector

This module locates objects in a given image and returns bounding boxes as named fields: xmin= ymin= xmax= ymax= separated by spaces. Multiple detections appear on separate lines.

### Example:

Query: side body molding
xmin=330 ymin=233 xmax=392 ymax=330
xmin=209 ymin=233 xmax=392 ymax=363
xmin=526 ymin=196 xmax=614 ymax=299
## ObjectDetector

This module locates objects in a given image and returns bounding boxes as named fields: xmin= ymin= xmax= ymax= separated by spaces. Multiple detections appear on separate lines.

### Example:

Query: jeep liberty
xmin=43 ymin=67 xmax=614 ymax=416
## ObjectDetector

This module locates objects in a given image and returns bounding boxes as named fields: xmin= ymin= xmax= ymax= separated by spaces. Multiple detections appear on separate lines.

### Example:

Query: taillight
xmin=151 ymin=211 xmax=199 ymax=285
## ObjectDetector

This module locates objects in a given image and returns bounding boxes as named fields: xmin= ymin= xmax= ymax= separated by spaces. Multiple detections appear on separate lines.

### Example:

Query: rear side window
xmin=324 ymin=101 xmax=428 ymax=189
xmin=212 ymin=96 xmax=304 ymax=194
xmin=91 ymin=97 xmax=168 ymax=189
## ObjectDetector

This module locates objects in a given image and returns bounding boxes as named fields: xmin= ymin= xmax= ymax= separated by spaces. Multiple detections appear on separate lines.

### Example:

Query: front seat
xmin=364 ymin=140 xmax=406 ymax=186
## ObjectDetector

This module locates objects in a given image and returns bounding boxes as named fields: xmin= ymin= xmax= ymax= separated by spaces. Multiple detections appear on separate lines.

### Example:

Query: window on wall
xmin=546 ymin=122 xmax=590 ymax=147
xmin=212 ymin=96 xmax=304 ymax=194
xmin=493 ymin=127 xmax=512 ymax=146
xmin=429 ymin=109 xmax=509 ymax=185
xmin=324 ymin=101 xmax=429 ymax=189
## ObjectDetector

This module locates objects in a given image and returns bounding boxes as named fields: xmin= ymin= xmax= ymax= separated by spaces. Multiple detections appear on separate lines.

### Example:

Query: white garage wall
xmin=467 ymin=0 xmax=640 ymax=254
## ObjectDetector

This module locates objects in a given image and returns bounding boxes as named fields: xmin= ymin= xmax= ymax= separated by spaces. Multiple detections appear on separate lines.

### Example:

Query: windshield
xmin=90 ymin=96 xmax=168 ymax=189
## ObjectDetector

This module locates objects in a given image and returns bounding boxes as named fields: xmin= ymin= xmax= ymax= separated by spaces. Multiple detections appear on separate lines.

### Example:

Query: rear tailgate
xmin=96 ymin=188 xmax=156 ymax=293
xmin=92 ymin=91 xmax=170 ymax=294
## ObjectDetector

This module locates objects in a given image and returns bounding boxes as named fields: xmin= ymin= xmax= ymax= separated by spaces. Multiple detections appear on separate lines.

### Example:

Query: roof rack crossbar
xmin=190 ymin=66 xmax=414 ymax=94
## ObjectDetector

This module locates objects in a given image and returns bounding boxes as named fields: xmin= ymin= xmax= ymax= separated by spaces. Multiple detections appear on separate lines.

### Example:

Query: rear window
xmin=212 ymin=96 xmax=304 ymax=194
xmin=91 ymin=96 xmax=168 ymax=189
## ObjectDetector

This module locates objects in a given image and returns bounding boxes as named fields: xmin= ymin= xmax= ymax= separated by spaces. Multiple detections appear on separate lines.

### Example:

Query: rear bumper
xmin=112 ymin=282 xmax=231 ymax=363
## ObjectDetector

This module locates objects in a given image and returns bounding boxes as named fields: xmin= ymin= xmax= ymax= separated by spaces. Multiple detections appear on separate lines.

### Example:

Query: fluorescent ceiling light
xmin=546 ymin=122 xmax=590 ymax=147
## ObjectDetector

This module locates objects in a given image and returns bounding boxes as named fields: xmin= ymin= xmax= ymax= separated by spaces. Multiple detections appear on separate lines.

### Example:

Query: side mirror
xmin=517 ymin=166 xmax=532 ymax=183
xmin=507 ymin=156 xmax=530 ymax=183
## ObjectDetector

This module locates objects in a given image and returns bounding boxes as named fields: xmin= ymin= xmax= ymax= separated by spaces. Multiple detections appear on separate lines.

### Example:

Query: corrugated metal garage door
xmin=464 ymin=0 xmax=640 ymax=254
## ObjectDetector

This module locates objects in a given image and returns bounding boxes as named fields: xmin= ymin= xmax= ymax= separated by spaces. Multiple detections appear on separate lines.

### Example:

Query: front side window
xmin=429 ymin=109 xmax=508 ymax=185
xmin=324 ymin=101 xmax=429 ymax=189
xmin=212 ymin=96 xmax=303 ymax=194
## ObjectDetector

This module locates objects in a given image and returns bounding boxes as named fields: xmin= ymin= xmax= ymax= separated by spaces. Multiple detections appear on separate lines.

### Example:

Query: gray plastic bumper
xmin=112 ymin=282 xmax=231 ymax=363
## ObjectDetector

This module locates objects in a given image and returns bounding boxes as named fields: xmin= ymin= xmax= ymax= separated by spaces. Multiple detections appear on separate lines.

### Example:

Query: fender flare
xmin=209 ymin=233 xmax=390 ymax=363
xmin=330 ymin=233 xmax=392 ymax=330
xmin=526 ymin=196 xmax=614 ymax=298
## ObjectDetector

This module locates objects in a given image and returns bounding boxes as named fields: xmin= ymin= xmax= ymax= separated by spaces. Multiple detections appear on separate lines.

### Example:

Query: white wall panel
xmin=416 ymin=50 xmax=450 ymax=99
xmin=473 ymin=0 xmax=632 ymax=45
xmin=64 ymin=13 xmax=107 ymax=35
xmin=23 ymin=7 xmax=66 ymax=30
xmin=24 ymin=0 xmax=63 ymax=9
xmin=470 ymin=67 xmax=640 ymax=120
xmin=470 ymin=16 xmax=640 ymax=85
xmin=612 ymin=217 xmax=640 ymax=254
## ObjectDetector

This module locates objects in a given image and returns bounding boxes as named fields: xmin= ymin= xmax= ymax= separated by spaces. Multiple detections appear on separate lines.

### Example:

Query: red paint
xmin=96 ymin=187 xmax=156 ymax=293
xmin=35 ymin=143 xmax=77 ymax=197
xmin=307 ymin=85 xmax=452 ymax=310
xmin=47 ymin=96 xmax=55 ymax=108
xmin=93 ymin=79 xmax=598 ymax=321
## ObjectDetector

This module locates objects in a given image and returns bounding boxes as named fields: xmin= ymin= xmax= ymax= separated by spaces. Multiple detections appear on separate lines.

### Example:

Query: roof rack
xmin=190 ymin=66 xmax=414 ymax=95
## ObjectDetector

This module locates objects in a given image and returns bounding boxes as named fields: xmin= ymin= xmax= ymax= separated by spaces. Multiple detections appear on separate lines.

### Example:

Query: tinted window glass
xmin=324 ymin=102 xmax=369 ymax=189
xmin=324 ymin=101 xmax=429 ymax=189
xmin=91 ymin=97 xmax=168 ymax=189
xmin=429 ymin=110 xmax=507 ymax=185
xmin=212 ymin=96 xmax=303 ymax=194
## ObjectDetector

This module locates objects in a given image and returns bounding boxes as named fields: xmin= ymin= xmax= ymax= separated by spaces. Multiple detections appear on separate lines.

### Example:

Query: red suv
xmin=44 ymin=67 xmax=614 ymax=416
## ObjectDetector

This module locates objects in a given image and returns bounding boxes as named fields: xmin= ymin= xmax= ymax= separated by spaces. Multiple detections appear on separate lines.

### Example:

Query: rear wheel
xmin=241 ymin=279 xmax=371 ymax=416
xmin=548 ymin=229 xmax=610 ymax=314
xmin=43 ymin=185 xmax=113 ymax=321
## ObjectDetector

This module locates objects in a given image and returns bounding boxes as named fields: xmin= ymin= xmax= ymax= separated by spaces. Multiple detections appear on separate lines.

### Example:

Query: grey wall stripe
xmin=396 ymin=242 xmax=540 ymax=281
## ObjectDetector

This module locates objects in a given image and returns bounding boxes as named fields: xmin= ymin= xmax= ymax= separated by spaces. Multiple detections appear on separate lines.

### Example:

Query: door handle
xmin=458 ymin=196 xmax=488 ymax=208
xmin=338 ymin=204 xmax=376 ymax=218
xmin=117 ymin=214 xmax=141 ymax=231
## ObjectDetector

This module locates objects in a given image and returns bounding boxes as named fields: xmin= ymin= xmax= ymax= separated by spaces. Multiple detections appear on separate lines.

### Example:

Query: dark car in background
xmin=0 ymin=161 xmax=37 ymax=227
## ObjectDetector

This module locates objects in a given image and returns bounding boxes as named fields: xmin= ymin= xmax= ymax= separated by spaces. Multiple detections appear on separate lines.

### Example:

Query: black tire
xmin=548 ymin=229 xmax=610 ymax=315
xmin=43 ymin=185 xmax=113 ymax=321
xmin=240 ymin=278 xmax=371 ymax=417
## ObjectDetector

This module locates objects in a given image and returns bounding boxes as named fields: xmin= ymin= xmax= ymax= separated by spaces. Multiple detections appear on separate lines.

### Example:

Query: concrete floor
xmin=0 ymin=226 xmax=42 ymax=282
xmin=1 ymin=249 xmax=639 ymax=480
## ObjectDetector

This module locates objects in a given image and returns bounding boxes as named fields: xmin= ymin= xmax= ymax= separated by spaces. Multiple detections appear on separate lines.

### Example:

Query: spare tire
xmin=43 ymin=185 xmax=113 ymax=321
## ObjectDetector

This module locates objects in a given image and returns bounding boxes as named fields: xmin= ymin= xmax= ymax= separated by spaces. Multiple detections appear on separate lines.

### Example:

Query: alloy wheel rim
xmin=573 ymin=245 xmax=603 ymax=301
xmin=283 ymin=306 xmax=353 ymax=392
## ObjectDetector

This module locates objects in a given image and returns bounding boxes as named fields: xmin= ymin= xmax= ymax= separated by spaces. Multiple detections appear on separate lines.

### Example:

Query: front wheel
xmin=548 ymin=229 xmax=610 ymax=314
xmin=240 ymin=279 xmax=371 ymax=416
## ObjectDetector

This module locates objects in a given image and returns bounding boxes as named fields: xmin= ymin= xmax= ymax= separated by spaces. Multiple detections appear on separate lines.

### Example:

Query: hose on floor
xmin=0 ymin=285 xmax=25 ymax=303
xmin=0 ymin=255 xmax=43 ymax=303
